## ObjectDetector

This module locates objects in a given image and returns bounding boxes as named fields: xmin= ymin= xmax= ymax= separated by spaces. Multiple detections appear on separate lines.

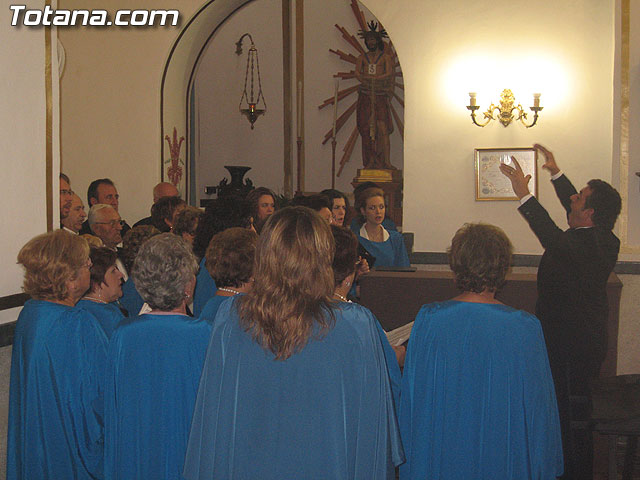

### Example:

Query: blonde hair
xmin=238 ymin=207 xmax=336 ymax=360
xmin=18 ymin=230 xmax=89 ymax=301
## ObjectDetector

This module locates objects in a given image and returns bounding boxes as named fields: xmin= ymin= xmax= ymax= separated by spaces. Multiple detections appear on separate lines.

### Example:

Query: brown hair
xmin=88 ymin=247 xmax=117 ymax=292
xmin=331 ymin=225 xmax=358 ymax=287
xmin=121 ymin=225 xmax=161 ymax=273
xmin=18 ymin=230 xmax=89 ymax=301
xmin=355 ymin=187 xmax=385 ymax=224
xmin=448 ymin=223 xmax=513 ymax=293
xmin=238 ymin=207 xmax=336 ymax=360
xmin=173 ymin=206 xmax=202 ymax=237
xmin=205 ymin=228 xmax=258 ymax=288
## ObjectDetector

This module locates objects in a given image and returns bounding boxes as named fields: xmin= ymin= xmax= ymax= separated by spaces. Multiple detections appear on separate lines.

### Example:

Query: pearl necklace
xmin=83 ymin=295 xmax=107 ymax=304
xmin=218 ymin=287 xmax=242 ymax=295
xmin=333 ymin=292 xmax=348 ymax=302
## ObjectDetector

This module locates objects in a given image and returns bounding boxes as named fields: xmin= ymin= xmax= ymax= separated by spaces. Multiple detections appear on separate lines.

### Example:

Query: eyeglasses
xmin=60 ymin=189 xmax=74 ymax=196
xmin=94 ymin=220 xmax=124 ymax=228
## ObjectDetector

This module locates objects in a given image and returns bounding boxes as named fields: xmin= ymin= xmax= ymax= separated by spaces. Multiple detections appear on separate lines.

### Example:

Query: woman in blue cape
xmin=118 ymin=225 xmax=159 ymax=316
xmin=399 ymin=223 xmax=563 ymax=480
xmin=104 ymin=234 xmax=211 ymax=480
xmin=7 ymin=230 xmax=108 ymax=480
xmin=184 ymin=207 xmax=404 ymax=480
xmin=331 ymin=224 xmax=403 ymax=406
xmin=192 ymin=194 xmax=255 ymax=316
xmin=198 ymin=227 xmax=257 ymax=323
xmin=352 ymin=187 xmax=409 ymax=268
xmin=76 ymin=246 xmax=125 ymax=338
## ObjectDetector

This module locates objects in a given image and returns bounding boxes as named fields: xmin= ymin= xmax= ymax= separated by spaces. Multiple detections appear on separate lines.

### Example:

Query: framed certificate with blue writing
xmin=475 ymin=147 xmax=537 ymax=201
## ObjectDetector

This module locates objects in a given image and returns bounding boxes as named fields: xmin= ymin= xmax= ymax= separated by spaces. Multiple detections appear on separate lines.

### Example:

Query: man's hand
xmin=499 ymin=156 xmax=532 ymax=199
xmin=534 ymin=144 xmax=560 ymax=176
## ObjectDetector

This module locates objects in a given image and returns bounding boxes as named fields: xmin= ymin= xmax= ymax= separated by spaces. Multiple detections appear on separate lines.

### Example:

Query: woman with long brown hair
xmin=184 ymin=206 xmax=403 ymax=479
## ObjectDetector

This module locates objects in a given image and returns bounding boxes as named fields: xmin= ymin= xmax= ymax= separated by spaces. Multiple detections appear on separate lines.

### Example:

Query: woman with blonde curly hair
xmin=399 ymin=223 xmax=563 ymax=480
xmin=184 ymin=207 xmax=403 ymax=479
xmin=7 ymin=230 xmax=108 ymax=480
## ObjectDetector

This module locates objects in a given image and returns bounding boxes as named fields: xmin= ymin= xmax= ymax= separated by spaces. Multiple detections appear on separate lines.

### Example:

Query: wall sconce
xmin=466 ymin=89 xmax=542 ymax=128
xmin=235 ymin=33 xmax=266 ymax=129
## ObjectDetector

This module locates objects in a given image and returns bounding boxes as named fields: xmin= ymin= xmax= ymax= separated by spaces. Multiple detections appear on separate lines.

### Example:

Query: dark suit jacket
xmin=518 ymin=174 xmax=619 ymax=376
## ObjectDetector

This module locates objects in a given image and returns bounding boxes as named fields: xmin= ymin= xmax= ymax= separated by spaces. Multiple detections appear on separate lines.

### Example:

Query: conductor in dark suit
xmin=500 ymin=144 xmax=621 ymax=479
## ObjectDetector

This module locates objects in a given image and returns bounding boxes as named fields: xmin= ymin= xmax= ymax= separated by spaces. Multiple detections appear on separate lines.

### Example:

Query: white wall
xmin=364 ymin=0 xmax=616 ymax=254
xmin=0 ymin=0 xmax=55 ymax=324
xmin=56 ymin=0 xmax=639 ymax=372
xmin=59 ymin=0 xmax=193 ymax=225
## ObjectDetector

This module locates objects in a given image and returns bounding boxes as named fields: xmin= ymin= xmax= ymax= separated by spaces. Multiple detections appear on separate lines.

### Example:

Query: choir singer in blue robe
xmin=7 ymin=230 xmax=108 ymax=480
xmin=352 ymin=187 xmax=410 ymax=267
xmin=198 ymin=227 xmax=258 ymax=323
xmin=76 ymin=246 xmax=125 ymax=338
xmin=104 ymin=233 xmax=211 ymax=480
xmin=183 ymin=207 xmax=404 ymax=480
xmin=399 ymin=223 xmax=563 ymax=480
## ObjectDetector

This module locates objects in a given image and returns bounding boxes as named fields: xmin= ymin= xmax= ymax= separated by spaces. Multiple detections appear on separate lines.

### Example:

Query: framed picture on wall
xmin=475 ymin=147 xmax=537 ymax=201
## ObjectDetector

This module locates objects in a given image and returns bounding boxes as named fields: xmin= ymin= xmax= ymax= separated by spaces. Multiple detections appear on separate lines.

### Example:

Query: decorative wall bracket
xmin=467 ymin=89 xmax=543 ymax=128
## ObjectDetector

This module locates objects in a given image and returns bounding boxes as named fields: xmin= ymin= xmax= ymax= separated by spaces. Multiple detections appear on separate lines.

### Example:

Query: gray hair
xmin=132 ymin=233 xmax=198 ymax=311
xmin=88 ymin=204 xmax=115 ymax=227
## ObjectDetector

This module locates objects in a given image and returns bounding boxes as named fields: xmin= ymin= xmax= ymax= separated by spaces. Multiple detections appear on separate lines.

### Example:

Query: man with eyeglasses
xmin=88 ymin=204 xmax=123 ymax=250
xmin=61 ymin=194 xmax=87 ymax=234
xmin=88 ymin=204 xmax=129 ymax=279
xmin=81 ymin=178 xmax=131 ymax=236
xmin=59 ymin=173 xmax=73 ymax=222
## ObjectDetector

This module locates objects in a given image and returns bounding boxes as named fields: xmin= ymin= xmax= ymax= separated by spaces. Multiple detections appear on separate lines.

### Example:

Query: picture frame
xmin=475 ymin=147 xmax=537 ymax=201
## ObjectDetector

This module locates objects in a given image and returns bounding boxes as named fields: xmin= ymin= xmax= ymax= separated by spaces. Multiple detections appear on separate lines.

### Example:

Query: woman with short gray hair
xmin=133 ymin=232 xmax=198 ymax=310
xmin=104 ymin=233 xmax=211 ymax=480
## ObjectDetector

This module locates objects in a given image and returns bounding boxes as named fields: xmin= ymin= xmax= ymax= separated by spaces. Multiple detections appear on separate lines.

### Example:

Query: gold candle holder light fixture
xmin=467 ymin=89 xmax=542 ymax=128
xmin=236 ymin=33 xmax=266 ymax=129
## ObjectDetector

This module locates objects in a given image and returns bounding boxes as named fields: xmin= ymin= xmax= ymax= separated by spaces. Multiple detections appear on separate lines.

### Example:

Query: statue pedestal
xmin=352 ymin=169 xmax=403 ymax=228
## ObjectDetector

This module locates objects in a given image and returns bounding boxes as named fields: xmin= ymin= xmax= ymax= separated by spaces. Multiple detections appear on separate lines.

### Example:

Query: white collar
xmin=360 ymin=223 xmax=389 ymax=241
xmin=62 ymin=226 xmax=79 ymax=235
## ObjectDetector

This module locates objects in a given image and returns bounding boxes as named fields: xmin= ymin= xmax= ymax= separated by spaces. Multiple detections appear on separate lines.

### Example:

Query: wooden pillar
xmin=295 ymin=0 xmax=305 ymax=192
xmin=282 ymin=0 xmax=293 ymax=197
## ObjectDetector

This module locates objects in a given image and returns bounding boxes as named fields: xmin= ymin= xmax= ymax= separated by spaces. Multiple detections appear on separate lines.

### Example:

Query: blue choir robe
xmin=183 ymin=297 xmax=404 ymax=480
xmin=198 ymin=294 xmax=230 ymax=324
xmin=399 ymin=301 xmax=563 ymax=480
xmin=373 ymin=317 xmax=402 ymax=409
xmin=7 ymin=299 xmax=108 ymax=480
xmin=118 ymin=277 xmax=143 ymax=317
xmin=357 ymin=228 xmax=410 ymax=268
xmin=104 ymin=314 xmax=211 ymax=480
xmin=192 ymin=257 xmax=216 ymax=317
xmin=76 ymin=299 xmax=125 ymax=339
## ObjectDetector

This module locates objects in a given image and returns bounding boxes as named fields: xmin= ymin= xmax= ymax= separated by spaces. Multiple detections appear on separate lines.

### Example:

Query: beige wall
xmin=56 ymin=0 xmax=639 ymax=372
xmin=59 ymin=0 xmax=202 ymax=224
xmin=0 ymin=0 xmax=57 ymax=325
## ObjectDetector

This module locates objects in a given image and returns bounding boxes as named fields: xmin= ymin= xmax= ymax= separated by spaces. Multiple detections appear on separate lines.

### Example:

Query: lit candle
xmin=297 ymin=81 xmax=302 ymax=138
xmin=533 ymin=93 xmax=541 ymax=108
xmin=469 ymin=92 xmax=477 ymax=107
xmin=332 ymin=78 xmax=339 ymax=138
